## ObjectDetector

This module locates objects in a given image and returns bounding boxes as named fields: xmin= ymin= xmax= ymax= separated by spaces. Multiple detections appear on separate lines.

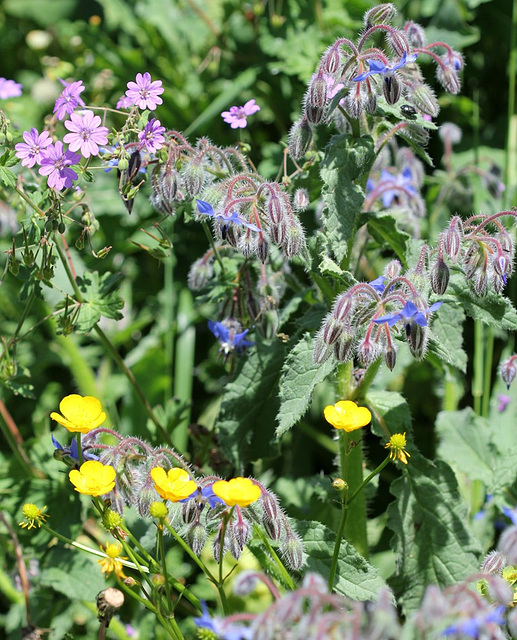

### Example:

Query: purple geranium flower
xmin=497 ymin=394 xmax=511 ymax=413
xmin=0 ymin=77 xmax=22 ymax=99
xmin=209 ymin=320 xmax=254 ymax=355
xmin=196 ymin=199 xmax=261 ymax=232
xmin=63 ymin=110 xmax=109 ymax=158
xmin=221 ymin=99 xmax=260 ymax=129
xmin=15 ymin=128 xmax=52 ymax=168
xmin=138 ymin=118 xmax=166 ymax=153
xmin=39 ymin=141 xmax=81 ymax=190
xmin=53 ymin=79 xmax=86 ymax=121
xmin=353 ymin=51 xmax=417 ymax=82
xmin=125 ymin=72 xmax=164 ymax=110
xmin=373 ymin=300 xmax=443 ymax=327
xmin=116 ymin=94 xmax=134 ymax=110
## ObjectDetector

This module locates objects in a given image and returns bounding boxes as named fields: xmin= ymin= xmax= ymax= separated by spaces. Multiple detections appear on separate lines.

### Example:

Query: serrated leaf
xmin=74 ymin=271 xmax=124 ymax=333
xmin=366 ymin=390 xmax=412 ymax=439
xmin=364 ymin=212 xmax=411 ymax=265
xmin=276 ymin=333 xmax=336 ymax=437
xmin=387 ymin=453 xmax=482 ymax=615
xmin=436 ymin=408 xmax=517 ymax=493
xmin=218 ymin=341 xmax=285 ymax=468
xmin=0 ymin=165 xmax=16 ymax=187
xmin=428 ymin=302 xmax=467 ymax=372
xmin=444 ymin=276 xmax=517 ymax=330
xmin=320 ymin=135 xmax=375 ymax=263
xmin=298 ymin=520 xmax=389 ymax=600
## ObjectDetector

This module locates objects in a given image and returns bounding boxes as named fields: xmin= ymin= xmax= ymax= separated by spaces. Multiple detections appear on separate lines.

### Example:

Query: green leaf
xmin=74 ymin=271 xmax=124 ymax=333
xmin=387 ymin=453 xmax=482 ymax=615
xmin=363 ymin=212 xmax=411 ymax=266
xmin=444 ymin=275 xmax=517 ymax=330
xmin=428 ymin=302 xmax=467 ymax=372
xmin=0 ymin=165 xmax=16 ymax=188
xmin=298 ymin=520 xmax=389 ymax=600
xmin=39 ymin=548 xmax=105 ymax=601
xmin=436 ymin=408 xmax=517 ymax=493
xmin=276 ymin=333 xmax=336 ymax=437
xmin=366 ymin=390 xmax=412 ymax=439
xmin=320 ymin=135 xmax=375 ymax=263
xmin=218 ymin=341 xmax=285 ymax=468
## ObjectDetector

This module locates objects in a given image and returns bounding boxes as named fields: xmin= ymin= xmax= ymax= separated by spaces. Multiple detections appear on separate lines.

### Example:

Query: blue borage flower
xmin=367 ymin=167 xmax=418 ymax=208
xmin=368 ymin=275 xmax=387 ymax=294
xmin=352 ymin=51 xmax=417 ymax=82
xmin=373 ymin=300 xmax=443 ymax=328
xmin=209 ymin=320 xmax=254 ymax=355
xmin=442 ymin=605 xmax=506 ymax=638
xmin=196 ymin=199 xmax=261 ymax=232
xmin=51 ymin=434 xmax=99 ymax=462
xmin=502 ymin=505 xmax=517 ymax=525
xmin=180 ymin=485 xmax=224 ymax=509
xmin=194 ymin=602 xmax=252 ymax=639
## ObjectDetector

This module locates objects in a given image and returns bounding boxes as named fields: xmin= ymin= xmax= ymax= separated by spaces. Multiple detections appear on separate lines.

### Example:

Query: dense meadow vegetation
xmin=0 ymin=0 xmax=517 ymax=638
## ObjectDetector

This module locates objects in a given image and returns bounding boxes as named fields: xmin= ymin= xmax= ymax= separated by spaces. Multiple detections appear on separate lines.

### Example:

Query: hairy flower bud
xmin=439 ymin=122 xmax=462 ymax=145
xmin=406 ymin=323 xmax=428 ymax=359
xmin=304 ymin=78 xmax=327 ymax=125
xmin=385 ymin=260 xmax=402 ymax=279
xmin=293 ymin=188 xmax=309 ymax=211
xmin=343 ymin=87 xmax=366 ymax=119
xmin=256 ymin=235 xmax=269 ymax=263
xmin=404 ymin=21 xmax=426 ymax=47
xmin=263 ymin=516 xmax=282 ymax=541
xmin=182 ymin=497 xmax=199 ymax=524
xmin=387 ymin=29 xmax=409 ymax=57
xmin=430 ymin=258 xmax=450 ymax=295
xmin=322 ymin=314 xmax=343 ymax=345
xmin=230 ymin=518 xmax=251 ymax=559
xmin=334 ymin=330 xmax=356 ymax=363
xmin=500 ymin=357 xmax=517 ymax=389
xmin=188 ymin=256 xmax=214 ymax=291
xmin=493 ymin=251 xmax=510 ymax=277
xmin=187 ymin=522 xmax=207 ymax=556
xmin=267 ymin=194 xmax=285 ymax=224
xmin=332 ymin=293 xmax=354 ymax=322
xmin=443 ymin=218 xmax=463 ymax=262
xmin=281 ymin=532 xmax=304 ymax=570
xmin=436 ymin=64 xmax=461 ymax=94
xmin=313 ymin=330 xmax=333 ymax=365
xmin=284 ymin=220 xmax=306 ymax=258
xmin=472 ymin=270 xmax=488 ymax=297
xmin=357 ymin=338 xmax=380 ymax=367
xmin=481 ymin=551 xmax=509 ymax=574
xmin=321 ymin=46 xmax=341 ymax=74
xmin=364 ymin=3 xmax=397 ymax=28
xmin=384 ymin=74 xmax=402 ymax=105
xmin=181 ymin=160 xmax=205 ymax=198
xmin=384 ymin=343 xmax=397 ymax=371
xmin=411 ymin=83 xmax=440 ymax=117
xmin=270 ymin=219 xmax=287 ymax=246
xmin=288 ymin=117 xmax=313 ymax=160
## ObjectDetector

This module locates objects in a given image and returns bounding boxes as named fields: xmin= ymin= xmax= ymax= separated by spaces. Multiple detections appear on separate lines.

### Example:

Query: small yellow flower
xmin=324 ymin=400 xmax=372 ymax=432
xmin=150 ymin=467 xmax=197 ymax=502
xmin=69 ymin=460 xmax=116 ymax=496
xmin=50 ymin=394 xmax=106 ymax=434
xmin=212 ymin=477 xmax=261 ymax=508
xmin=385 ymin=432 xmax=411 ymax=464
xmin=98 ymin=542 xmax=128 ymax=580
xmin=19 ymin=503 xmax=48 ymax=530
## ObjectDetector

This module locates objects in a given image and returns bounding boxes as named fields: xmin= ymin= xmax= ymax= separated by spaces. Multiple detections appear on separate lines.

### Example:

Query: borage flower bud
xmin=284 ymin=220 xmax=306 ymax=258
xmin=322 ymin=314 xmax=343 ymax=345
xmin=411 ymin=83 xmax=439 ymax=117
xmin=187 ymin=522 xmax=207 ymax=556
xmin=472 ymin=270 xmax=488 ymax=298
xmin=443 ymin=218 xmax=463 ymax=262
xmin=332 ymin=292 xmax=354 ymax=322
xmin=321 ymin=46 xmax=341 ymax=74
xmin=385 ymin=259 xmax=402 ymax=279
xmin=256 ymin=235 xmax=269 ymax=263
xmin=293 ymin=188 xmax=309 ymax=211
xmin=404 ymin=21 xmax=426 ymax=47
xmin=281 ymin=532 xmax=304 ymax=570
xmin=229 ymin=518 xmax=251 ymax=559
xmin=365 ymin=89 xmax=377 ymax=115
xmin=270 ymin=219 xmax=287 ymax=245
xmin=386 ymin=29 xmax=410 ymax=57
xmin=357 ymin=337 xmax=380 ymax=367
xmin=288 ymin=117 xmax=313 ymax=160
xmin=181 ymin=160 xmax=205 ymax=198
xmin=500 ymin=357 xmax=517 ymax=389
xmin=267 ymin=193 xmax=285 ymax=224
xmin=384 ymin=74 xmax=402 ymax=105
xmin=304 ymin=75 xmax=327 ymax=125
xmin=384 ymin=343 xmax=397 ymax=371
xmin=439 ymin=122 xmax=462 ymax=145
xmin=493 ymin=252 xmax=510 ymax=277
xmin=436 ymin=63 xmax=461 ymax=95
xmin=263 ymin=516 xmax=282 ymax=541
xmin=481 ymin=550 xmax=509 ymax=574
xmin=334 ymin=330 xmax=355 ymax=363
xmin=313 ymin=330 xmax=333 ymax=365
xmin=406 ymin=323 xmax=428 ymax=359
xmin=343 ymin=86 xmax=366 ymax=119
xmin=188 ymin=256 xmax=214 ymax=291
xmin=430 ymin=257 xmax=450 ymax=295
xmin=364 ymin=3 xmax=397 ymax=28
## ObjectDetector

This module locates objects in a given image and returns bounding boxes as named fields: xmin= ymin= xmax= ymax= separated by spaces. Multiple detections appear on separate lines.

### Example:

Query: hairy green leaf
xmin=428 ymin=302 xmax=467 ymax=372
xmin=363 ymin=213 xmax=411 ymax=266
xmin=276 ymin=333 xmax=335 ymax=437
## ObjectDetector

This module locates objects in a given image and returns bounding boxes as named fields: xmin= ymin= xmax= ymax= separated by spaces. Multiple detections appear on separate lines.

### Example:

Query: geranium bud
xmin=387 ymin=29 xmax=409 ymax=57
xmin=411 ymin=83 xmax=439 ymax=117
xmin=364 ymin=3 xmax=397 ymax=28
xmin=430 ymin=258 xmax=450 ymax=295
xmin=404 ymin=21 xmax=426 ymax=47
xmin=481 ymin=550 xmax=508 ymax=574
xmin=127 ymin=150 xmax=142 ymax=181
xmin=288 ymin=117 xmax=313 ymax=160
xmin=384 ymin=74 xmax=402 ymax=105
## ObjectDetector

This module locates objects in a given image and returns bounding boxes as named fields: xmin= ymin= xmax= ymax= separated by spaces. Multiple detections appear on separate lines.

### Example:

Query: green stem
xmin=473 ymin=320 xmax=484 ymax=415
xmin=201 ymin=221 xmax=225 ymax=274
xmin=346 ymin=456 xmax=390 ymax=507
xmin=158 ymin=526 xmax=173 ymax=615
xmin=328 ymin=489 xmax=347 ymax=591
xmin=162 ymin=520 xmax=215 ymax=582
xmin=253 ymin=525 xmax=295 ymax=589
xmin=481 ymin=325 xmax=494 ymax=417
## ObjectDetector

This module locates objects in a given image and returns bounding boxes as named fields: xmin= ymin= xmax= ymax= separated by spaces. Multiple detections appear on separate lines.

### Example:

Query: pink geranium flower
xmin=138 ymin=118 xmax=166 ymax=153
xmin=15 ymin=128 xmax=52 ymax=168
xmin=125 ymin=73 xmax=164 ymax=110
xmin=53 ymin=79 xmax=85 ymax=121
xmin=0 ymin=77 xmax=22 ymax=99
xmin=39 ymin=141 xmax=81 ymax=190
xmin=221 ymin=100 xmax=260 ymax=129
xmin=63 ymin=110 xmax=109 ymax=158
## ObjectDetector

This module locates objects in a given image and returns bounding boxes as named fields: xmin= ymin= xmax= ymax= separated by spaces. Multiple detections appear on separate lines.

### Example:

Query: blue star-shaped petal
xmin=373 ymin=300 xmax=442 ymax=327
xmin=353 ymin=52 xmax=417 ymax=82
xmin=196 ymin=200 xmax=261 ymax=232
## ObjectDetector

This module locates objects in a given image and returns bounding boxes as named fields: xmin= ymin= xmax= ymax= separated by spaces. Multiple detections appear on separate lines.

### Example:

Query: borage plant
xmin=2 ymin=2 xmax=517 ymax=639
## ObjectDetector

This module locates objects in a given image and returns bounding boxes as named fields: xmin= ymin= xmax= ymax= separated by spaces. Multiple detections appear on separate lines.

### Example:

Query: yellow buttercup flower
xmin=98 ymin=542 xmax=128 ymax=580
xmin=150 ymin=467 xmax=197 ymax=502
xmin=19 ymin=503 xmax=48 ymax=530
xmin=69 ymin=460 xmax=116 ymax=496
xmin=324 ymin=400 xmax=372 ymax=432
xmin=385 ymin=432 xmax=410 ymax=464
xmin=212 ymin=477 xmax=261 ymax=508
xmin=51 ymin=394 xmax=106 ymax=434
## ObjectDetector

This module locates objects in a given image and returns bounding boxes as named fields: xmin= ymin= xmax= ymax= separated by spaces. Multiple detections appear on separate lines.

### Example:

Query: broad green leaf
xmin=74 ymin=271 xmax=124 ymax=333
xmin=218 ymin=341 xmax=285 ymax=468
xmin=320 ymin=135 xmax=375 ymax=263
xmin=366 ymin=390 xmax=412 ymax=440
xmin=0 ymin=165 xmax=16 ymax=188
xmin=364 ymin=212 xmax=411 ymax=266
xmin=387 ymin=453 xmax=482 ymax=615
xmin=444 ymin=275 xmax=517 ymax=331
xmin=39 ymin=548 xmax=105 ymax=601
xmin=298 ymin=520 xmax=389 ymax=600
xmin=436 ymin=408 xmax=517 ymax=493
xmin=276 ymin=333 xmax=336 ymax=437
xmin=428 ymin=302 xmax=467 ymax=372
